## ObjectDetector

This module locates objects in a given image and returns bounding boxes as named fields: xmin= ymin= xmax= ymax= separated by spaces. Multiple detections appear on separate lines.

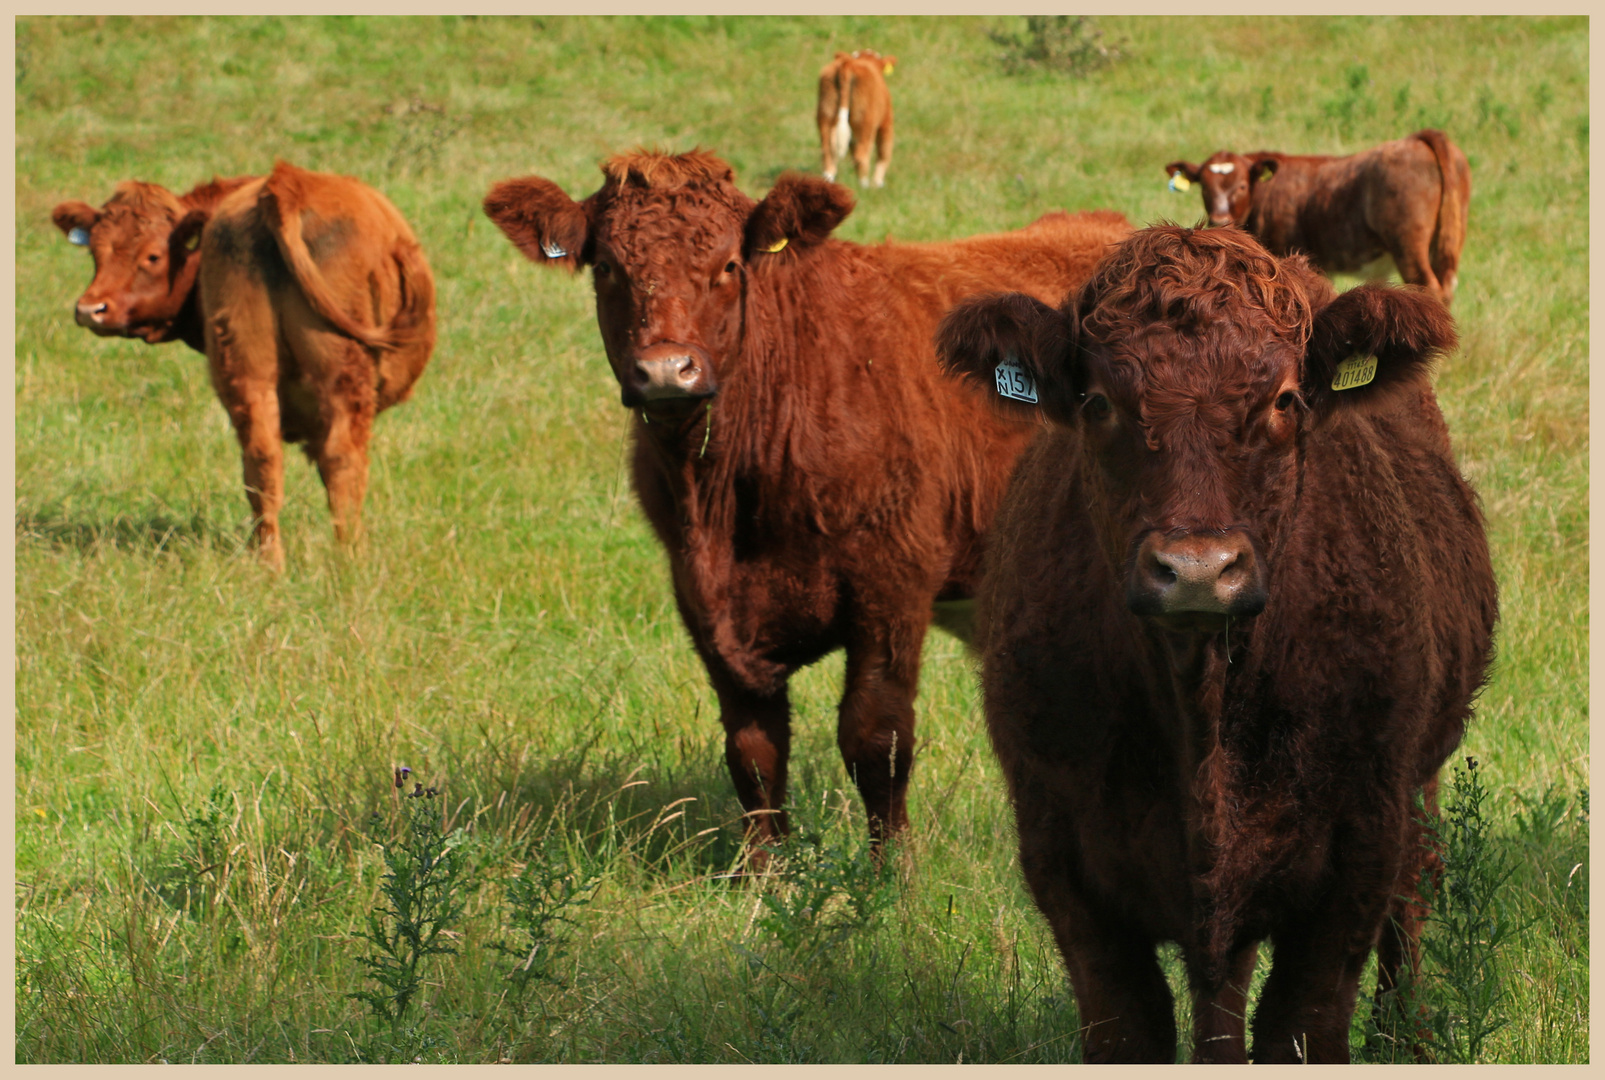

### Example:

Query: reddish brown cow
xmin=484 ymin=150 xmax=1129 ymax=860
xmin=53 ymin=161 xmax=436 ymax=569
xmin=937 ymin=226 xmax=1496 ymax=1062
xmin=1165 ymin=129 xmax=1471 ymax=306
xmin=817 ymin=49 xmax=896 ymax=187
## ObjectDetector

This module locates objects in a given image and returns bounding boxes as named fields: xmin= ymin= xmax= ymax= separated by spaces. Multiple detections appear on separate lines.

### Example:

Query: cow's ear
xmin=166 ymin=208 xmax=209 ymax=283
xmin=53 ymin=201 xmax=100 ymax=245
xmin=745 ymin=173 xmax=853 ymax=257
xmin=1165 ymin=161 xmax=1203 ymax=185
xmin=483 ymin=176 xmax=591 ymax=272
xmin=1304 ymin=283 xmax=1455 ymax=413
xmin=1249 ymin=156 xmax=1278 ymax=185
xmin=936 ymin=291 xmax=1078 ymax=425
xmin=881 ymin=55 xmax=897 ymax=75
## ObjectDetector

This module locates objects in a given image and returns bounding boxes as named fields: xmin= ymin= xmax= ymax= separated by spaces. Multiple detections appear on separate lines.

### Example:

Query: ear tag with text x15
xmin=1331 ymin=353 xmax=1378 ymax=391
xmin=995 ymin=355 xmax=1038 ymax=403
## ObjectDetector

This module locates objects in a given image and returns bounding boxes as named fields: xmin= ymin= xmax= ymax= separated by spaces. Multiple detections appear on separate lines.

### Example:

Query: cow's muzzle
xmin=621 ymin=342 xmax=716 ymax=409
xmin=1127 ymin=529 xmax=1267 ymax=631
xmin=75 ymin=299 xmax=125 ymax=336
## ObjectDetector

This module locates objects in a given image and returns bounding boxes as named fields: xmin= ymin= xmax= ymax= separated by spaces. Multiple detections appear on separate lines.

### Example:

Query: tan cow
xmin=53 ymin=161 xmax=436 ymax=569
xmin=817 ymin=49 xmax=896 ymax=188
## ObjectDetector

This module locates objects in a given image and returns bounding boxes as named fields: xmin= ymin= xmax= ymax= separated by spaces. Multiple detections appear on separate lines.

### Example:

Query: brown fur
xmin=53 ymin=161 xmax=436 ymax=569
xmin=486 ymin=149 xmax=1130 ymax=860
xmin=1165 ymin=130 xmax=1472 ymax=306
xmin=936 ymin=226 xmax=1496 ymax=1062
xmin=816 ymin=49 xmax=896 ymax=188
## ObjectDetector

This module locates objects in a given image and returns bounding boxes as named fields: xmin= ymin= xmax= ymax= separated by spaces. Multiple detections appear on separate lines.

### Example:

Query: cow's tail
xmin=374 ymin=238 xmax=437 ymax=404
xmin=262 ymin=183 xmax=402 ymax=353
xmin=831 ymin=65 xmax=855 ymax=163
xmin=1413 ymin=129 xmax=1465 ymax=286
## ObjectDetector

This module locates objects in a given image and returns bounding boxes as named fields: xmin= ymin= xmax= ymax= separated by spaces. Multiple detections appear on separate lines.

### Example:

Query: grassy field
xmin=14 ymin=15 xmax=1587 ymax=1063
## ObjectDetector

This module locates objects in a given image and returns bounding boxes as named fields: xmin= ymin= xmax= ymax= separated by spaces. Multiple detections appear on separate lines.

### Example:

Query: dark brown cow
xmin=53 ymin=161 xmax=436 ymax=570
xmin=936 ymin=225 xmax=1496 ymax=1062
xmin=485 ymin=150 xmax=1129 ymax=861
xmin=1165 ymin=129 xmax=1471 ymax=306
xmin=817 ymin=49 xmax=896 ymax=187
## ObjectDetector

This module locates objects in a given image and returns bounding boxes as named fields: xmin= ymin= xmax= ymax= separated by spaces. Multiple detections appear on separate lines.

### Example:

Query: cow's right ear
xmin=52 ymin=201 xmax=100 ymax=246
xmin=745 ymin=173 xmax=854 ymax=257
xmin=1165 ymin=161 xmax=1203 ymax=188
xmin=483 ymin=176 xmax=591 ymax=273
xmin=1303 ymin=283 xmax=1456 ymax=414
xmin=1249 ymin=156 xmax=1278 ymax=185
xmin=935 ymin=291 xmax=1078 ymax=425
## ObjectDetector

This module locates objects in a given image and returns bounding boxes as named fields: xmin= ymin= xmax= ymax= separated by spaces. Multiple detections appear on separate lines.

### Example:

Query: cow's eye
xmin=146 ymin=252 xmax=161 ymax=265
xmin=724 ymin=260 xmax=738 ymax=275
xmin=1275 ymin=391 xmax=1297 ymax=411
xmin=594 ymin=261 xmax=611 ymax=277
xmin=1081 ymin=393 xmax=1112 ymax=421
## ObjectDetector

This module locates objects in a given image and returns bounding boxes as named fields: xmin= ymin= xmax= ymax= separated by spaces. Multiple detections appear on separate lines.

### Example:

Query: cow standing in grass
xmin=817 ymin=49 xmax=896 ymax=188
xmin=937 ymin=225 xmax=1496 ymax=1062
xmin=485 ymin=149 xmax=1129 ymax=861
xmin=1165 ymin=129 xmax=1471 ymax=306
xmin=53 ymin=161 xmax=437 ymax=570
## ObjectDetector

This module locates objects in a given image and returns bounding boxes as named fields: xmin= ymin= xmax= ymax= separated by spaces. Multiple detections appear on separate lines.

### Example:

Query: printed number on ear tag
xmin=995 ymin=356 xmax=1038 ymax=403
xmin=1168 ymin=174 xmax=1191 ymax=193
xmin=68 ymin=227 xmax=91 ymax=246
xmin=541 ymin=241 xmax=567 ymax=259
xmin=1331 ymin=354 xmax=1378 ymax=391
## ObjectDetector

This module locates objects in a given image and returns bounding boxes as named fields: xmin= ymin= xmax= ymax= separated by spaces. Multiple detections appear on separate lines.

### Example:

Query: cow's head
xmin=938 ymin=225 xmax=1455 ymax=634
xmin=52 ymin=181 xmax=214 ymax=344
xmin=485 ymin=149 xmax=854 ymax=416
xmin=1165 ymin=152 xmax=1277 ymax=228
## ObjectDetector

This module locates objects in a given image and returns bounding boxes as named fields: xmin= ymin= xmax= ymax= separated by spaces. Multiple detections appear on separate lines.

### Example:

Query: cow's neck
xmin=169 ymin=283 xmax=207 ymax=353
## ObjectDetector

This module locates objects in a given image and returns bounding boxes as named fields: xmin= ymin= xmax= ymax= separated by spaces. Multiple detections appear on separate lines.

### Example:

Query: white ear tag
xmin=995 ymin=355 xmax=1038 ymax=403
xmin=68 ymin=227 xmax=90 ymax=246
xmin=541 ymin=240 xmax=567 ymax=259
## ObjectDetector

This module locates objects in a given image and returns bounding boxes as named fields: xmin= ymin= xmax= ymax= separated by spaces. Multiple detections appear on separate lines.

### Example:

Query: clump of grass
xmin=989 ymin=16 xmax=1124 ymax=77
xmin=347 ymin=767 xmax=473 ymax=1063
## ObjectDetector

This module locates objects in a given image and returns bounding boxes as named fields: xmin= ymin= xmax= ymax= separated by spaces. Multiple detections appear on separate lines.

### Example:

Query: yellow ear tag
xmin=1331 ymin=354 xmax=1378 ymax=391
xmin=763 ymin=237 xmax=788 ymax=253
xmin=1168 ymin=173 xmax=1191 ymax=193
xmin=883 ymin=62 xmax=894 ymax=76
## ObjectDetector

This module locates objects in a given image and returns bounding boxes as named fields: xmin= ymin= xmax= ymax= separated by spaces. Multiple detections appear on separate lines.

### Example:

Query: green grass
xmin=15 ymin=15 xmax=1587 ymax=1063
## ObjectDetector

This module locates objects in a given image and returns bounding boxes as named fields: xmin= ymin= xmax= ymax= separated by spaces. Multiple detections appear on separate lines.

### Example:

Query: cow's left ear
xmin=483 ymin=176 xmax=592 ymax=273
xmin=1165 ymin=161 xmax=1203 ymax=186
xmin=1249 ymin=156 xmax=1278 ymax=185
xmin=936 ymin=291 xmax=1079 ymax=425
xmin=166 ymin=208 xmax=209 ymax=283
xmin=745 ymin=173 xmax=854 ymax=257
xmin=53 ymin=201 xmax=100 ymax=245
xmin=1303 ymin=283 xmax=1455 ymax=412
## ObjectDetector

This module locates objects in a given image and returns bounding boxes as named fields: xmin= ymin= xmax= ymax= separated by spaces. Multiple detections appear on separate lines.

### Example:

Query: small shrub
xmin=493 ymin=837 xmax=603 ymax=992
xmin=749 ymin=817 xmax=899 ymax=960
xmin=989 ymin=17 xmax=1124 ymax=77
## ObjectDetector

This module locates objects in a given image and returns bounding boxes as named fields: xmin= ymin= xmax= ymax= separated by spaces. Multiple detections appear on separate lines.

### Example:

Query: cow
xmin=53 ymin=161 xmax=436 ymax=571
xmin=935 ymin=224 xmax=1496 ymax=1062
xmin=1164 ymin=129 xmax=1471 ymax=307
xmin=817 ymin=49 xmax=896 ymax=188
xmin=483 ymin=149 xmax=1130 ymax=864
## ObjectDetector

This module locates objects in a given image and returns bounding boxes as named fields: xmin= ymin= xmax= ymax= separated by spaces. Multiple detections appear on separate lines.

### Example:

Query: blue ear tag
xmin=68 ymin=227 xmax=91 ymax=246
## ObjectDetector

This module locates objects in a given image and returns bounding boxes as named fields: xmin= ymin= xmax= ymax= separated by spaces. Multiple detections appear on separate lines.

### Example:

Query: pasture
xmin=14 ymin=15 xmax=1587 ymax=1063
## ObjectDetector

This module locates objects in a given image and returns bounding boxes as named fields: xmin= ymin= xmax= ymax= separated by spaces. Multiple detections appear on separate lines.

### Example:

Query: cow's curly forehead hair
xmin=102 ymin=181 xmax=185 ymax=225
xmin=592 ymin=149 xmax=756 ymax=266
xmin=1077 ymin=224 xmax=1324 ymax=348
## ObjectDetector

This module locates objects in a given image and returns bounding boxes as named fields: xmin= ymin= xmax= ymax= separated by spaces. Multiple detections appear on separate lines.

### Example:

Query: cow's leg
xmin=872 ymin=119 xmax=893 ymax=188
xmin=836 ymin=617 xmax=924 ymax=845
xmin=1019 ymin=848 xmax=1175 ymax=1062
xmin=711 ymin=669 xmax=793 ymax=868
xmin=1373 ymin=776 xmax=1440 ymax=1058
xmin=206 ymin=294 xmax=285 ymax=571
xmin=819 ymin=118 xmax=839 ymax=183
xmin=1190 ymin=942 xmax=1258 ymax=1063
xmin=850 ymin=120 xmax=875 ymax=187
xmin=1388 ymin=227 xmax=1445 ymax=305
xmin=1250 ymin=911 xmax=1377 ymax=1063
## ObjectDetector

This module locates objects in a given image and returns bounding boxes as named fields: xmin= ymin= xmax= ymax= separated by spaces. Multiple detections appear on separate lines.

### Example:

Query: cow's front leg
xmin=208 ymin=311 xmax=286 ymax=571
xmin=1189 ymin=942 xmax=1258 ymax=1063
xmin=837 ymin=618 xmax=925 ymax=846
xmin=709 ymin=667 xmax=793 ymax=869
xmin=1251 ymin=908 xmax=1379 ymax=1063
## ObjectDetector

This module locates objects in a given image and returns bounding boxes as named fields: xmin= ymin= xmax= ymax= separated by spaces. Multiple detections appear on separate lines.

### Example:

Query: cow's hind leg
xmin=1190 ymin=942 xmax=1258 ymax=1063
xmin=1373 ymin=776 xmax=1441 ymax=1059
xmin=1387 ymin=224 xmax=1446 ymax=306
xmin=872 ymin=118 xmax=893 ymax=188
xmin=836 ymin=617 xmax=924 ymax=848
xmin=1251 ymin=915 xmax=1374 ymax=1063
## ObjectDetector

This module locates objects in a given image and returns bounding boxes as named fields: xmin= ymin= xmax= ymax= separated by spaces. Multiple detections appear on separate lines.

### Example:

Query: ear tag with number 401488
xmin=1331 ymin=353 xmax=1378 ymax=391
xmin=995 ymin=355 xmax=1038 ymax=403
